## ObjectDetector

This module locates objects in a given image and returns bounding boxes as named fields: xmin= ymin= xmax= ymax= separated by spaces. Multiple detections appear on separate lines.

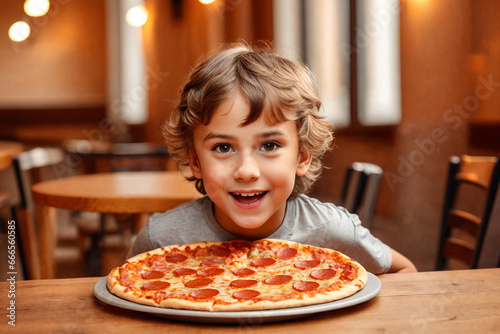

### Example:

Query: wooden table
xmin=1 ymin=269 xmax=498 ymax=332
xmin=31 ymin=171 xmax=202 ymax=279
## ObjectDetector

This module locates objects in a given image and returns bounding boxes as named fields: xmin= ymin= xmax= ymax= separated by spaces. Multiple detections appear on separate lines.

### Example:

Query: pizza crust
xmin=107 ymin=239 xmax=368 ymax=311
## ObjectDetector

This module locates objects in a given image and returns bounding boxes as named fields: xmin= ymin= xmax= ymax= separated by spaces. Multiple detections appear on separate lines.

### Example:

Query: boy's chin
xmin=232 ymin=220 xmax=267 ymax=230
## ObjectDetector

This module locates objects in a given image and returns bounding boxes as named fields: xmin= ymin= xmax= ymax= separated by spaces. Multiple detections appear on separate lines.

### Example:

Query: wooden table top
xmin=2 ymin=268 xmax=499 ymax=333
xmin=32 ymin=171 xmax=202 ymax=213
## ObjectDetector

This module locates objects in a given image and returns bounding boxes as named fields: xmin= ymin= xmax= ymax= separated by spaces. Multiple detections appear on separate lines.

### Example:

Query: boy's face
xmin=189 ymin=92 xmax=312 ymax=239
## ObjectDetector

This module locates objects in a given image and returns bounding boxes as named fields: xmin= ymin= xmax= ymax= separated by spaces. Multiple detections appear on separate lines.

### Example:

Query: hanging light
xmin=199 ymin=0 xmax=215 ymax=4
xmin=9 ymin=21 xmax=31 ymax=42
xmin=126 ymin=5 xmax=148 ymax=27
xmin=24 ymin=0 xmax=50 ymax=17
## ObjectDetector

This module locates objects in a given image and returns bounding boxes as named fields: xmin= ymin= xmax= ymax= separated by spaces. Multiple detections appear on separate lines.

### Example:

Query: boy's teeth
xmin=234 ymin=192 xmax=261 ymax=197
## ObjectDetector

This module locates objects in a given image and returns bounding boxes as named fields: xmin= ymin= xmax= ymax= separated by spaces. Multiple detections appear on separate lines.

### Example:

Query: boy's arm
xmin=388 ymin=248 xmax=418 ymax=273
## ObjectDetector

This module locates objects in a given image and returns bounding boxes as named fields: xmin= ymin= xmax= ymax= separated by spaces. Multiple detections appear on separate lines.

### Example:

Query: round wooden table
xmin=32 ymin=171 xmax=202 ymax=279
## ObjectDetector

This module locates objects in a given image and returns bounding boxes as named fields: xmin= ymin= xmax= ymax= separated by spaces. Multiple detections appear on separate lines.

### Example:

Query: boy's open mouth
xmin=231 ymin=192 xmax=267 ymax=204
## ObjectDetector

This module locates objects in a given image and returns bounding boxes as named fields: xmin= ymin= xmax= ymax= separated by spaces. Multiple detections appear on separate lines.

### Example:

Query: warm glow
xmin=126 ymin=5 xmax=148 ymax=27
xmin=199 ymin=0 xmax=215 ymax=4
xmin=9 ymin=21 xmax=31 ymax=42
xmin=24 ymin=0 xmax=50 ymax=17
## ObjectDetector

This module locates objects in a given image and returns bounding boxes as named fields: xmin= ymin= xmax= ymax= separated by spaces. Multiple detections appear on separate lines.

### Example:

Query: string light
xmin=9 ymin=21 xmax=31 ymax=42
xmin=126 ymin=5 xmax=148 ymax=27
xmin=24 ymin=0 xmax=50 ymax=17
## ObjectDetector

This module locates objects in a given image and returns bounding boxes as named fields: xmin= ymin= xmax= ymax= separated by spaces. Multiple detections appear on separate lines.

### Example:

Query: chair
xmin=341 ymin=162 xmax=383 ymax=228
xmin=12 ymin=147 xmax=66 ymax=279
xmin=435 ymin=155 xmax=500 ymax=270
xmin=63 ymin=140 xmax=170 ymax=173
xmin=64 ymin=140 xmax=171 ymax=275
xmin=0 ymin=155 xmax=15 ymax=214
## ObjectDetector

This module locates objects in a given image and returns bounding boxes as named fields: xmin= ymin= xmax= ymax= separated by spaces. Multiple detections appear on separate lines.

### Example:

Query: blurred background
xmin=0 ymin=0 xmax=499 ymax=276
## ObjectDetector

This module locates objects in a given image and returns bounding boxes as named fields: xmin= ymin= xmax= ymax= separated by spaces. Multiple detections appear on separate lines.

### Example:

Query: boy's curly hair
xmin=163 ymin=43 xmax=334 ymax=197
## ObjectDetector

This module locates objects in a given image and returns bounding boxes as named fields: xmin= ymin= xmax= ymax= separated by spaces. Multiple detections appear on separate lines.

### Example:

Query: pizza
xmin=106 ymin=239 xmax=367 ymax=311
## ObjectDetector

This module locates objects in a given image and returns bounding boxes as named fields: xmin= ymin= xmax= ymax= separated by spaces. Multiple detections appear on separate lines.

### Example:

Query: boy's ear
xmin=188 ymin=151 xmax=203 ymax=179
xmin=296 ymin=150 xmax=312 ymax=176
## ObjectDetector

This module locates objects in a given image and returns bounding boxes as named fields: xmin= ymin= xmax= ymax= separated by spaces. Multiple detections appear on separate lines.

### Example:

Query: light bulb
xmin=24 ymin=0 xmax=50 ymax=17
xmin=199 ymin=0 xmax=215 ymax=4
xmin=9 ymin=21 xmax=31 ymax=42
xmin=126 ymin=5 xmax=148 ymax=27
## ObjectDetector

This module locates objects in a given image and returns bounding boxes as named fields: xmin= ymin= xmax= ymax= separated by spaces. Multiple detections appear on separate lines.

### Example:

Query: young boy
xmin=127 ymin=44 xmax=417 ymax=274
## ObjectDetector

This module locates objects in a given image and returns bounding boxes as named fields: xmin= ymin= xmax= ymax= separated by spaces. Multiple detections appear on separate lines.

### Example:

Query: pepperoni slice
xmin=117 ymin=276 xmax=134 ymax=287
xmin=141 ymin=281 xmax=171 ymax=291
xmin=165 ymin=253 xmax=187 ymax=263
xmin=197 ymin=268 xmax=225 ymax=277
xmin=251 ymin=258 xmax=276 ymax=267
xmin=263 ymin=275 xmax=293 ymax=285
xmin=232 ymin=268 xmax=256 ymax=277
xmin=190 ymin=289 xmax=219 ymax=299
xmin=230 ymin=240 xmax=252 ymax=249
xmin=200 ymin=259 xmax=223 ymax=266
xmin=310 ymin=268 xmax=336 ymax=280
xmin=141 ymin=270 xmax=165 ymax=280
xmin=173 ymin=268 xmax=197 ymax=277
xmin=294 ymin=260 xmax=321 ymax=269
xmin=233 ymin=289 xmax=261 ymax=300
xmin=293 ymin=281 xmax=320 ymax=292
xmin=277 ymin=247 xmax=297 ymax=260
xmin=185 ymin=278 xmax=213 ymax=288
xmin=229 ymin=279 xmax=258 ymax=289
xmin=211 ymin=246 xmax=231 ymax=257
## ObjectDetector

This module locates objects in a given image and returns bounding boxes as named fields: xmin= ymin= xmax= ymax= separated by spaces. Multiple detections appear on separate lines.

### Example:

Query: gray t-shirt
xmin=127 ymin=194 xmax=392 ymax=274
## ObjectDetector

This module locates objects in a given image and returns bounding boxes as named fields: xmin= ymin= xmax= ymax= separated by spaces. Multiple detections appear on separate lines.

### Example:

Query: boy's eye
xmin=214 ymin=144 xmax=233 ymax=153
xmin=261 ymin=142 xmax=279 ymax=152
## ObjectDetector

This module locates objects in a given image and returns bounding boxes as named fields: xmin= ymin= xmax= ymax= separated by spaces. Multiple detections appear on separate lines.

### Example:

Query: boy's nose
xmin=234 ymin=153 xmax=260 ymax=181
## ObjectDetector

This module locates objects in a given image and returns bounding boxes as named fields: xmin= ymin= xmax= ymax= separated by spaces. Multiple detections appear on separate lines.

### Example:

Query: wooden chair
xmin=435 ymin=155 xmax=500 ymax=270
xmin=63 ymin=140 xmax=171 ymax=173
xmin=341 ymin=162 xmax=383 ymax=228
xmin=0 ymin=155 xmax=15 ymax=213
xmin=64 ymin=140 xmax=171 ymax=275
xmin=12 ymin=147 xmax=66 ymax=279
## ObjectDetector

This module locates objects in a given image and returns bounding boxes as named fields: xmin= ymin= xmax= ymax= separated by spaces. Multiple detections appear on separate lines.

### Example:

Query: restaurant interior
xmin=1 ymin=0 xmax=500 ymax=282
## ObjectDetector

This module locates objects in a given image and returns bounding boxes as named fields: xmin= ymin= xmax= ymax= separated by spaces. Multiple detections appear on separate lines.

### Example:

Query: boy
xmin=127 ymin=44 xmax=417 ymax=273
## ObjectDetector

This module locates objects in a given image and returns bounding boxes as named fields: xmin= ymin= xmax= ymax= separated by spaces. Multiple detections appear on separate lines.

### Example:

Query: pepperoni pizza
xmin=107 ymin=239 xmax=368 ymax=311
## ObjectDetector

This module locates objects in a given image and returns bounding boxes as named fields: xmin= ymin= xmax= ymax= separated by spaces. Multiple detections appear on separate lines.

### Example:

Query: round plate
xmin=93 ymin=272 xmax=381 ymax=324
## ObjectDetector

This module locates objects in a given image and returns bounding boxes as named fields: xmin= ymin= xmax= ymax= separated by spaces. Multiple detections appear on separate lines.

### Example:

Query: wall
xmin=0 ymin=0 xmax=107 ymax=145
xmin=0 ymin=0 xmax=106 ymax=108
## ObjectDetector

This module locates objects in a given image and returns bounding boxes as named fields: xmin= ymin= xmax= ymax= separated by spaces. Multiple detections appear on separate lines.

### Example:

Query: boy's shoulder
xmin=291 ymin=194 xmax=352 ymax=221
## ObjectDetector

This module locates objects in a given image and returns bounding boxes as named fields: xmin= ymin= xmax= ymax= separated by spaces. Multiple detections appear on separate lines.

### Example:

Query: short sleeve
xmin=347 ymin=214 xmax=392 ymax=274
xmin=126 ymin=219 xmax=154 ymax=259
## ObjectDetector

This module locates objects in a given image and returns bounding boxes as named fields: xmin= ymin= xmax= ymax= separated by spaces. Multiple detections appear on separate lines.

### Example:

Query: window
xmin=274 ymin=0 xmax=401 ymax=128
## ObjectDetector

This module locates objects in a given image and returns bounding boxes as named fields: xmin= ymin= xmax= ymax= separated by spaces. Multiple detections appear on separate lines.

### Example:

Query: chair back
xmin=435 ymin=155 xmax=500 ymax=270
xmin=12 ymin=147 xmax=66 ymax=279
xmin=0 ymin=154 xmax=20 ymax=280
xmin=341 ymin=162 xmax=383 ymax=228
xmin=63 ymin=140 xmax=169 ymax=173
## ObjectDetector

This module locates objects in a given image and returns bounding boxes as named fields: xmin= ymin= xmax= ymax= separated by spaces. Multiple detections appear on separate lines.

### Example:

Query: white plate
xmin=93 ymin=272 xmax=381 ymax=324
